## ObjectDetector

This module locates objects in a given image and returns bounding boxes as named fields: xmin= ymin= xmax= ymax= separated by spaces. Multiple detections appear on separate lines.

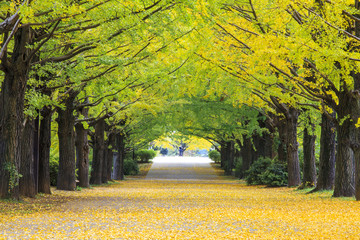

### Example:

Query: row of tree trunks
xmin=238 ymin=118 xmax=274 ymax=178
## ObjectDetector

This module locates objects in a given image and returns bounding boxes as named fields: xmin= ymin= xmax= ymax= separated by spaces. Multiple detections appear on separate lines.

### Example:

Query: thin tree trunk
xmin=241 ymin=137 xmax=253 ymax=178
xmin=220 ymin=141 xmax=226 ymax=169
xmin=277 ymin=117 xmax=287 ymax=164
xmin=113 ymin=132 xmax=125 ymax=180
xmin=225 ymin=141 xmax=235 ymax=175
xmin=33 ymin=116 xmax=40 ymax=194
xmin=75 ymin=107 xmax=90 ymax=188
xmin=301 ymin=123 xmax=317 ymax=188
xmin=38 ymin=105 xmax=52 ymax=194
xmin=90 ymin=119 xmax=105 ymax=185
xmin=102 ymin=144 xmax=108 ymax=184
xmin=106 ymin=133 xmax=115 ymax=181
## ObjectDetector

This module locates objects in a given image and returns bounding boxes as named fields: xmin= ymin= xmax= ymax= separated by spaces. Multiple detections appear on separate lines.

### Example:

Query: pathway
xmin=1 ymin=157 xmax=360 ymax=239
xmin=145 ymin=156 xmax=220 ymax=180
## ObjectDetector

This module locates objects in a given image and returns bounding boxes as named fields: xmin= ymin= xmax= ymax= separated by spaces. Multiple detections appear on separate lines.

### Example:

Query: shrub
xmin=259 ymin=162 xmax=288 ymax=187
xmin=49 ymin=156 xmax=59 ymax=186
xmin=123 ymin=159 xmax=139 ymax=175
xmin=208 ymin=150 xmax=221 ymax=163
xmin=245 ymin=157 xmax=272 ymax=185
xmin=245 ymin=157 xmax=288 ymax=187
xmin=136 ymin=149 xmax=156 ymax=163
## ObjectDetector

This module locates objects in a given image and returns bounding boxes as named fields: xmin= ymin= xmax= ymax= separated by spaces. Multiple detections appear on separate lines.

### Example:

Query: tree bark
xmin=113 ymin=132 xmax=125 ymax=180
xmin=90 ymin=118 xmax=105 ymax=185
xmin=75 ymin=108 xmax=90 ymax=188
xmin=277 ymin=117 xmax=287 ymax=164
xmin=302 ymin=123 xmax=317 ymax=188
xmin=241 ymin=137 xmax=253 ymax=178
xmin=353 ymin=0 xmax=360 ymax=201
xmin=56 ymin=93 xmax=77 ymax=191
xmin=19 ymin=120 xmax=36 ymax=198
xmin=220 ymin=141 xmax=226 ymax=169
xmin=224 ymin=140 xmax=235 ymax=175
xmin=106 ymin=133 xmax=115 ymax=181
xmin=38 ymin=105 xmax=52 ymax=194
xmin=333 ymin=90 xmax=355 ymax=197
xmin=0 ymin=26 xmax=31 ymax=199
xmin=285 ymin=107 xmax=301 ymax=187
xmin=103 ymin=132 xmax=114 ymax=183
xmin=313 ymin=113 xmax=336 ymax=191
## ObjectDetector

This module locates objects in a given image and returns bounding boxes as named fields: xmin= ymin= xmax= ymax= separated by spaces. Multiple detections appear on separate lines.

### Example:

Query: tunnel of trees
xmin=1 ymin=0 xmax=360 ymax=200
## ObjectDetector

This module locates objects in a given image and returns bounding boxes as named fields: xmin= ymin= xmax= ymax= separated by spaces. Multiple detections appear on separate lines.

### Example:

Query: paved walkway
xmin=145 ymin=156 xmax=219 ymax=180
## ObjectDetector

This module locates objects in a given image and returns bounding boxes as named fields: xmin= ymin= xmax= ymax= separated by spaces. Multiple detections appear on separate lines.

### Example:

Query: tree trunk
xmin=90 ymin=118 xmax=105 ymax=185
xmin=353 ymin=0 xmax=360 ymax=201
xmin=113 ymin=132 xmax=125 ymax=180
xmin=56 ymin=93 xmax=77 ymax=191
xmin=220 ymin=141 xmax=226 ymax=169
xmin=33 ymin=117 xmax=40 ymax=194
xmin=106 ymin=147 xmax=114 ymax=182
xmin=103 ymin=132 xmax=114 ymax=183
xmin=286 ymin=107 xmax=301 ymax=187
xmin=302 ymin=123 xmax=317 ymax=188
xmin=19 ymin=120 xmax=36 ymax=197
xmin=38 ymin=105 xmax=52 ymax=194
xmin=240 ymin=137 xmax=253 ymax=178
xmin=106 ymin=133 xmax=115 ymax=181
xmin=314 ymin=113 xmax=336 ymax=191
xmin=75 ymin=108 xmax=90 ymax=188
xmin=333 ymin=90 xmax=355 ymax=197
xmin=225 ymin=141 xmax=235 ymax=175
xmin=0 ymin=26 xmax=31 ymax=199
xmin=277 ymin=117 xmax=287 ymax=164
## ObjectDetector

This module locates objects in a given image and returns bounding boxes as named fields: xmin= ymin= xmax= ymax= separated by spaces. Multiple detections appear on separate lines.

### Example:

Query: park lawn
xmin=0 ymin=179 xmax=359 ymax=239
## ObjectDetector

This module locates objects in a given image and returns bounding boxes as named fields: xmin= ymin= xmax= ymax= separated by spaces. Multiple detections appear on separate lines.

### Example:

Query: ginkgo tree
xmin=194 ymin=0 xmax=360 ymax=197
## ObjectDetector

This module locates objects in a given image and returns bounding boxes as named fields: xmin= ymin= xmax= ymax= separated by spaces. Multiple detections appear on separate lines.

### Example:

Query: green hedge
xmin=208 ymin=150 xmax=221 ymax=163
xmin=245 ymin=157 xmax=288 ymax=187
xmin=124 ymin=159 xmax=139 ymax=175
xmin=136 ymin=149 xmax=156 ymax=163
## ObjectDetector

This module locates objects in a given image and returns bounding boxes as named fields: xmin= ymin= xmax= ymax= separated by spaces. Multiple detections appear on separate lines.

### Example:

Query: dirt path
xmin=1 ymin=157 xmax=360 ymax=239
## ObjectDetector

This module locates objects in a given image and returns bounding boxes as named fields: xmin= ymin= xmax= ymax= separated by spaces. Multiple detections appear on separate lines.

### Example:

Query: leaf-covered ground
xmin=1 ymin=164 xmax=359 ymax=239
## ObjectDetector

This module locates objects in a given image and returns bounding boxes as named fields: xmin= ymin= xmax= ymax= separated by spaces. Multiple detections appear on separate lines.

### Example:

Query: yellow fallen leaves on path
xmin=0 ymin=179 xmax=359 ymax=239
